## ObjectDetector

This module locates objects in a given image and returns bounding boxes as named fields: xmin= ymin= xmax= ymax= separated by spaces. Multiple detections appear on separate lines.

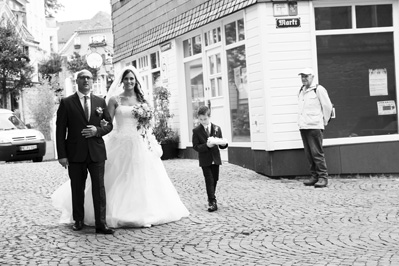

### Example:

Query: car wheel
xmin=32 ymin=157 xmax=43 ymax=162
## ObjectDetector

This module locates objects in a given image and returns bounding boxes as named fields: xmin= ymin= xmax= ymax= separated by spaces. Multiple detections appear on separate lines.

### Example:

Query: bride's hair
xmin=121 ymin=69 xmax=146 ymax=103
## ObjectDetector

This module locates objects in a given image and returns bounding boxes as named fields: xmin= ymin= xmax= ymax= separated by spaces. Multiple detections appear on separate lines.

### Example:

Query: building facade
xmin=58 ymin=12 xmax=114 ymax=97
xmin=111 ymin=0 xmax=399 ymax=177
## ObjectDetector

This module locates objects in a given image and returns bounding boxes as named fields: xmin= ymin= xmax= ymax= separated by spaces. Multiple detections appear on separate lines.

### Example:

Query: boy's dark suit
xmin=192 ymin=123 xmax=228 ymax=205
xmin=56 ymin=93 xmax=113 ymax=228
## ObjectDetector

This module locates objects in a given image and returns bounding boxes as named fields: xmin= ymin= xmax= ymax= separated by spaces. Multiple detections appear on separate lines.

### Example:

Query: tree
xmin=66 ymin=52 xmax=98 ymax=80
xmin=45 ymin=0 xmax=63 ymax=16
xmin=0 ymin=22 xmax=34 ymax=109
xmin=38 ymin=53 xmax=63 ymax=81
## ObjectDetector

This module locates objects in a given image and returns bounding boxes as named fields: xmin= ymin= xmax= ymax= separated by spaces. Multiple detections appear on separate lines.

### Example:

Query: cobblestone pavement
xmin=1 ymin=159 xmax=399 ymax=266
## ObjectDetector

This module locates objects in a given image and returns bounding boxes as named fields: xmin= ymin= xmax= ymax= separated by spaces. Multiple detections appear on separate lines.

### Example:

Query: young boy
xmin=192 ymin=105 xmax=228 ymax=212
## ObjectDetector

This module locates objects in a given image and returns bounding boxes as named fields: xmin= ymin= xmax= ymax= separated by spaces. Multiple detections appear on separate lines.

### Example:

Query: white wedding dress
xmin=52 ymin=102 xmax=189 ymax=228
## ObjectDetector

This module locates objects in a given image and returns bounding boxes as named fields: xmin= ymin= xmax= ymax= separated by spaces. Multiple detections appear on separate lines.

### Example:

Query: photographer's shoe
xmin=314 ymin=178 xmax=328 ymax=188
xmin=303 ymin=177 xmax=319 ymax=186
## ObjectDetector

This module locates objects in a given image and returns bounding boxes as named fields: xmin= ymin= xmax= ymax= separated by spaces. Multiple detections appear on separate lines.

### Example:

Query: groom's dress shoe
xmin=72 ymin=221 xmax=84 ymax=231
xmin=96 ymin=225 xmax=114 ymax=234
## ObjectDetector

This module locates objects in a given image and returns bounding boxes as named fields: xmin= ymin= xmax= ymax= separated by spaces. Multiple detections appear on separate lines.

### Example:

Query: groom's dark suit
xmin=56 ymin=91 xmax=113 ymax=229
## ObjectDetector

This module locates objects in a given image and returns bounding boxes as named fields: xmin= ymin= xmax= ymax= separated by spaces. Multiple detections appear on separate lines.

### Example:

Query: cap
xmin=298 ymin=68 xmax=314 ymax=76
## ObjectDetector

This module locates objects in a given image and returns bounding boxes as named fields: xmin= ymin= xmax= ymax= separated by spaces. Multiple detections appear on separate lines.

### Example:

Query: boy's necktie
xmin=206 ymin=126 xmax=210 ymax=136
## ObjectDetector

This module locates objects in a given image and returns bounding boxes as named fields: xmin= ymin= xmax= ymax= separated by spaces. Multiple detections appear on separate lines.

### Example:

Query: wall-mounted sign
xmin=273 ymin=2 xmax=298 ymax=17
xmin=276 ymin=18 xmax=301 ymax=28
xmin=160 ymin=42 xmax=172 ymax=52
xmin=86 ymin=53 xmax=103 ymax=68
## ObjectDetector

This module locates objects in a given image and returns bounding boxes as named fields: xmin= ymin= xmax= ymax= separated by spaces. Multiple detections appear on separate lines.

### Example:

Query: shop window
xmin=226 ymin=45 xmax=250 ymax=142
xmin=183 ymin=35 xmax=202 ymax=58
xmin=315 ymin=6 xmax=352 ymax=30
xmin=356 ymin=5 xmax=392 ymax=28
xmin=150 ymin=51 xmax=160 ymax=69
xmin=205 ymin=27 xmax=221 ymax=46
xmin=225 ymin=19 xmax=245 ymax=45
xmin=317 ymin=33 xmax=397 ymax=138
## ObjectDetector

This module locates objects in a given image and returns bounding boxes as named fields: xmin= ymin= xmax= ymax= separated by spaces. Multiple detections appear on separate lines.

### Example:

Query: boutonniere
xmin=214 ymin=126 xmax=219 ymax=136
xmin=95 ymin=107 xmax=104 ymax=119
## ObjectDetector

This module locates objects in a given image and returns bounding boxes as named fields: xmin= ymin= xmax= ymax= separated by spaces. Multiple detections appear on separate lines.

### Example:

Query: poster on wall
xmin=369 ymin=68 xmax=388 ymax=96
xmin=377 ymin=100 xmax=396 ymax=115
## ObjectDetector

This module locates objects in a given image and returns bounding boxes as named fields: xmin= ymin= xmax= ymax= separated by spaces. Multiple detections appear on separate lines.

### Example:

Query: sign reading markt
xmin=276 ymin=18 xmax=301 ymax=28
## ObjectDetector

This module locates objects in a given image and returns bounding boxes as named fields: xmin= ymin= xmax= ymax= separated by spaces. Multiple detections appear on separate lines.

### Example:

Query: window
xmin=152 ymin=71 xmax=161 ymax=91
xmin=225 ymin=19 xmax=245 ymax=45
xmin=185 ymin=59 xmax=204 ymax=131
xmin=90 ymin=35 xmax=106 ymax=44
xmin=150 ymin=51 xmax=160 ymax=69
xmin=204 ymin=27 xmax=221 ymax=46
xmin=356 ymin=5 xmax=392 ymax=28
xmin=315 ymin=4 xmax=393 ymax=30
xmin=208 ymin=53 xmax=222 ymax=97
xmin=315 ymin=6 xmax=352 ymax=30
xmin=227 ymin=45 xmax=249 ymax=142
xmin=183 ymin=35 xmax=202 ymax=58
xmin=138 ymin=56 xmax=148 ymax=69
xmin=315 ymin=4 xmax=396 ymax=139
xmin=74 ymin=37 xmax=80 ymax=45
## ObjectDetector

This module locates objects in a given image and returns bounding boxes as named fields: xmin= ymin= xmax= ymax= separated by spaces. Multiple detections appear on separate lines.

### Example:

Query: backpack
xmin=299 ymin=85 xmax=334 ymax=123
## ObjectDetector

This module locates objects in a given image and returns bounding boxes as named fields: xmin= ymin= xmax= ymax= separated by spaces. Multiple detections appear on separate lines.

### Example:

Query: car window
xmin=0 ymin=113 xmax=27 ymax=130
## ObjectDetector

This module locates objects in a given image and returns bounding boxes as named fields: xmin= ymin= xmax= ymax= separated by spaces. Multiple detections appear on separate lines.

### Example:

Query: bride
xmin=52 ymin=66 xmax=189 ymax=228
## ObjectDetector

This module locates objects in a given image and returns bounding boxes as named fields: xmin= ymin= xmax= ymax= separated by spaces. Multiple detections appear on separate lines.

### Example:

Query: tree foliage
xmin=0 ymin=22 xmax=34 ymax=108
xmin=66 ymin=52 xmax=98 ymax=80
xmin=26 ymin=81 xmax=57 ymax=140
xmin=45 ymin=0 xmax=63 ymax=16
xmin=38 ymin=53 xmax=63 ymax=82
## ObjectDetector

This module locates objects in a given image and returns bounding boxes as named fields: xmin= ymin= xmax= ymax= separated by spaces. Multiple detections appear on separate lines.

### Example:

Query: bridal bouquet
xmin=132 ymin=103 xmax=153 ymax=133
xmin=132 ymin=103 xmax=162 ymax=156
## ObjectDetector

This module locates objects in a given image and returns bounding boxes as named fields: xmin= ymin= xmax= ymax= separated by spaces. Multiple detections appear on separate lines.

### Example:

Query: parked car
xmin=0 ymin=108 xmax=46 ymax=162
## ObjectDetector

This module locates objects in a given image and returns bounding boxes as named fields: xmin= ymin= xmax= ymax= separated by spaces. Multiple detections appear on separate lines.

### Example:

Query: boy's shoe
xmin=208 ymin=202 xmax=218 ymax=212
xmin=314 ymin=177 xmax=328 ymax=188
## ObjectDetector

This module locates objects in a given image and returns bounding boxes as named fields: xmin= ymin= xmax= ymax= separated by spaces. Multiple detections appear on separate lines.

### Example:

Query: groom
xmin=56 ymin=69 xmax=114 ymax=234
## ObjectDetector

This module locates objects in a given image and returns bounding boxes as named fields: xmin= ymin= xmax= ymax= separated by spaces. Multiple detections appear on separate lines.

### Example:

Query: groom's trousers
xmin=68 ymin=155 xmax=107 ymax=227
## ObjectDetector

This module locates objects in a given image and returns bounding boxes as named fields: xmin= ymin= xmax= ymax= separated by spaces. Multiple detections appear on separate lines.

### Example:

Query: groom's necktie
xmin=84 ymin=96 xmax=90 ymax=120
xmin=205 ymin=126 xmax=210 ymax=136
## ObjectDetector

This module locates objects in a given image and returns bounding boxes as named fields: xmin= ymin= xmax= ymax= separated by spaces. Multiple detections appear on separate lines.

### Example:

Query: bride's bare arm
xmin=107 ymin=96 xmax=118 ymax=122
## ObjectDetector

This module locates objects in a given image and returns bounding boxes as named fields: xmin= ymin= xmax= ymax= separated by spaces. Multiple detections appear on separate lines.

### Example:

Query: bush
xmin=27 ymin=81 xmax=57 ymax=140
xmin=152 ymin=86 xmax=179 ymax=144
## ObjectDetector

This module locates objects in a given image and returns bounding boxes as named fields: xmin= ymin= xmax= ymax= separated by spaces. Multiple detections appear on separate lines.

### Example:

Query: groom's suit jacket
xmin=56 ymin=92 xmax=113 ymax=163
xmin=192 ymin=123 xmax=228 ymax=167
